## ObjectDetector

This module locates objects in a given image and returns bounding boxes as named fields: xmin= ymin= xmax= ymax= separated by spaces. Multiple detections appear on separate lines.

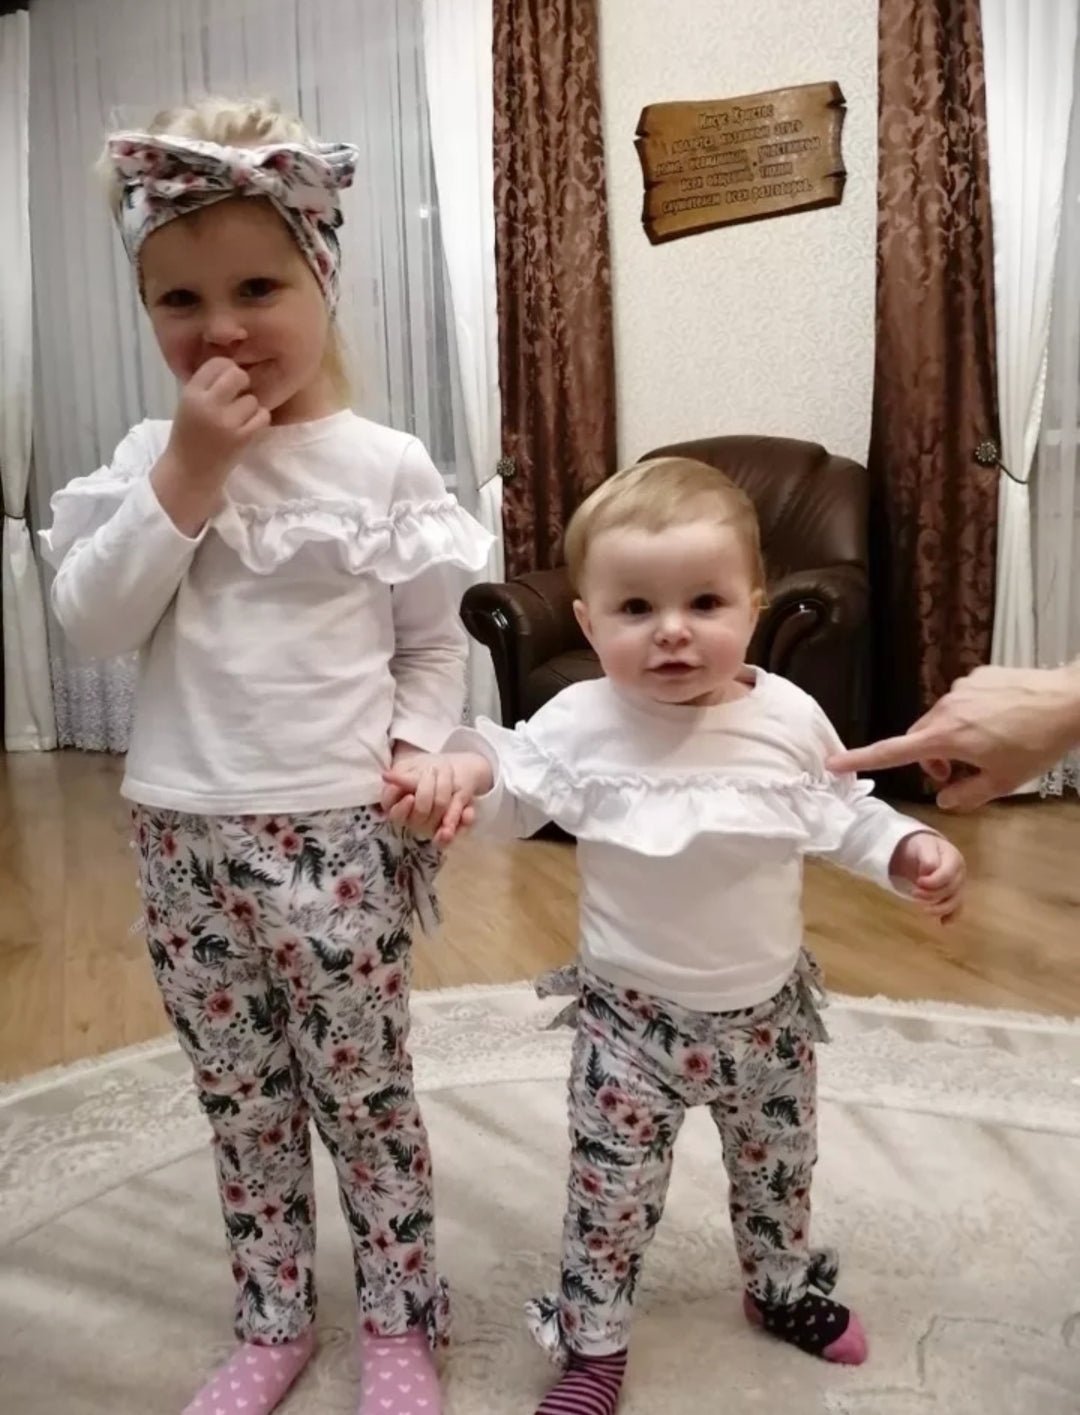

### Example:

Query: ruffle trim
xmin=40 ymin=475 xmax=493 ymax=582
xmin=425 ymin=1275 xmax=452 ymax=1351
xmin=39 ymin=471 xmax=133 ymax=569
xmin=477 ymin=720 xmax=873 ymax=856
xmin=213 ymin=493 xmax=492 ymax=579
xmin=526 ymin=1250 xmax=841 ymax=1365
xmin=403 ymin=836 xmax=443 ymax=935
xmin=525 ymin=1294 xmax=571 ymax=1366
xmin=534 ymin=951 xmax=831 ymax=1041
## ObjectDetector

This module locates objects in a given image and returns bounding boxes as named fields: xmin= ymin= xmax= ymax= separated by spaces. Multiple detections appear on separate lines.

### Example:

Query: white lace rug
xmin=2 ymin=984 xmax=1079 ymax=1413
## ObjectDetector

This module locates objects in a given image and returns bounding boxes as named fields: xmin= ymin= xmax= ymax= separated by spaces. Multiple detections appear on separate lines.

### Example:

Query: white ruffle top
xmin=41 ymin=411 xmax=492 ymax=814
xmin=450 ymin=672 xmax=928 ymax=1011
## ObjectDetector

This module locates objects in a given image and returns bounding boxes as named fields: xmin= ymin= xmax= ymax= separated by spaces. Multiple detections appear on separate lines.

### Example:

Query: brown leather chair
xmin=461 ymin=435 xmax=871 ymax=746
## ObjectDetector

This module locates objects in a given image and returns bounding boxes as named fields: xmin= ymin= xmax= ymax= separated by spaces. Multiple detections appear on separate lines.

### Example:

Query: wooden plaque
xmin=636 ymin=81 xmax=846 ymax=244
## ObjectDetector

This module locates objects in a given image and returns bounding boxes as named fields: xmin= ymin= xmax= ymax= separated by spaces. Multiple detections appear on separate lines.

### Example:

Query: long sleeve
xmin=39 ymin=422 xmax=205 ymax=662
xmin=389 ymin=565 xmax=469 ymax=751
xmin=444 ymin=725 xmax=552 ymax=839
xmin=815 ymin=791 xmax=927 ymax=892
xmin=387 ymin=436 xmax=488 ymax=752
xmin=807 ymin=703 xmax=930 ymax=892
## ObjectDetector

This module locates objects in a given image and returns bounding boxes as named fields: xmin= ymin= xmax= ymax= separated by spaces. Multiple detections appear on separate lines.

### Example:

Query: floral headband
xmin=105 ymin=133 xmax=359 ymax=307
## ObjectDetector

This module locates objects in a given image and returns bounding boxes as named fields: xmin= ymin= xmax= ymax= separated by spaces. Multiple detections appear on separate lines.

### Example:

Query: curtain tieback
xmin=974 ymin=439 xmax=1027 ymax=486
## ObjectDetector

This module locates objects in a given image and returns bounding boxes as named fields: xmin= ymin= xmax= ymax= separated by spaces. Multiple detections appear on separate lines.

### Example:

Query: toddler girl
xmin=40 ymin=96 xmax=491 ymax=1415
xmin=383 ymin=457 xmax=966 ymax=1415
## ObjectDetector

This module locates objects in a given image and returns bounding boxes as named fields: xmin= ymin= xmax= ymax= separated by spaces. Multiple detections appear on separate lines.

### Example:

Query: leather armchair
xmin=462 ymin=435 xmax=871 ymax=746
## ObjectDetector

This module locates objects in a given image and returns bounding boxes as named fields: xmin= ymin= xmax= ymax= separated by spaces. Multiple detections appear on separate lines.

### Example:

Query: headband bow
xmin=106 ymin=133 xmax=358 ymax=307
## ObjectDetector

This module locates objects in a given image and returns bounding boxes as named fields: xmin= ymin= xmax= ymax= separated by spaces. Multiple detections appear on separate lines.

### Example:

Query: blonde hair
xmin=96 ymin=94 xmax=352 ymax=404
xmin=564 ymin=457 xmax=767 ymax=595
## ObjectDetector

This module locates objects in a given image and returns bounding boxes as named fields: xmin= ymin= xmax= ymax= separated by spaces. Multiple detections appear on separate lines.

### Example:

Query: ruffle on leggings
xmin=424 ymin=1276 xmax=453 ymax=1350
xmin=535 ymin=949 xmax=831 ymax=1043
xmin=525 ymin=1249 xmax=841 ymax=1365
xmin=403 ymin=836 xmax=442 ymax=935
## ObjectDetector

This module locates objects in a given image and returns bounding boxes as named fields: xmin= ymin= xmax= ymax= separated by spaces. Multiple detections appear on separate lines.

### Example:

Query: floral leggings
xmin=528 ymin=964 xmax=834 ymax=1360
xmin=133 ymin=805 xmax=450 ymax=1349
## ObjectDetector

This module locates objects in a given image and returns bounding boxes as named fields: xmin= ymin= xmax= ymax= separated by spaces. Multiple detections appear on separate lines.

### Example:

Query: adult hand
xmin=827 ymin=663 xmax=1080 ymax=810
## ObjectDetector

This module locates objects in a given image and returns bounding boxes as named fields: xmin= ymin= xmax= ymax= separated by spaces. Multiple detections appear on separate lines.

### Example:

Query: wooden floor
xmin=2 ymin=750 xmax=1080 ymax=1081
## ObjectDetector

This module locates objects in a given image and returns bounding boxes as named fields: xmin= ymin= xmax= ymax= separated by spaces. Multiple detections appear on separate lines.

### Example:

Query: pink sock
xmin=182 ymin=1330 xmax=315 ymax=1414
xmin=358 ymin=1330 xmax=442 ymax=1415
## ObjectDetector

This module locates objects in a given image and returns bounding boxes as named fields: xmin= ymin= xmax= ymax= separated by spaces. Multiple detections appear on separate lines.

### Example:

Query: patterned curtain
xmin=492 ymin=0 xmax=617 ymax=579
xmin=869 ymin=0 xmax=1000 ymax=794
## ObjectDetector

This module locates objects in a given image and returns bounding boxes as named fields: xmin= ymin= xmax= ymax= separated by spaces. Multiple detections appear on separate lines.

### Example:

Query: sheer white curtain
xmin=422 ymin=0 xmax=503 ymax=724
xmin=1034 ymin=45 xmax=1080 ymax=796
xmin=982 ymin=0 xmax=1079 ymax=671
xmin=0 ymin=6 xmax=56 ymax=752
xmin=29 ymin=0 xmax=470 ymax=750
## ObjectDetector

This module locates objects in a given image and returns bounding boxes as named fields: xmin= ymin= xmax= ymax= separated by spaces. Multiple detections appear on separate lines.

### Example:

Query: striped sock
xmin=535 ymin=1350 xmax=628 ymax=1415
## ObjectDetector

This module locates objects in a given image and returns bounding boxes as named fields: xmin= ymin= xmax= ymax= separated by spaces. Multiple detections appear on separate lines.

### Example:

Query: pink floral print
xmin=106 ymin=133 xmax=357 ymax=306
xmin=527 ymin=964 xmax=837 ymax=1361
xmin=133 ymin=805 xmax=450 ymax=1350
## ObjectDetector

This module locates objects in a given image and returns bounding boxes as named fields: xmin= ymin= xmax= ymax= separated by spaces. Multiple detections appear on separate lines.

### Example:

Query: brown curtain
xmin=871 ymin=0 xmax=999 ymax=790
xmin=492 ymin=0 xmax=617 ymax=579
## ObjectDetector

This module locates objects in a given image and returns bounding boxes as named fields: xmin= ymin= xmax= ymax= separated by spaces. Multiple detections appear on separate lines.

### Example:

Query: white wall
xmin=599 ymin=0 xmax=878 ymax=466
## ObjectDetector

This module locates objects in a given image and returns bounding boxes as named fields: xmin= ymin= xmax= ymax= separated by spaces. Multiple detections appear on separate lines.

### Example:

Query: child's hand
xmin=381 ymin=751 xmax=494 ymax=847
xmin=153 ymin=359 xmax=272 ymax=535
xmin=889 ymin=831 xmax=966 ymax=923
xmin=170 ymin=356 xmax=271 ymax=484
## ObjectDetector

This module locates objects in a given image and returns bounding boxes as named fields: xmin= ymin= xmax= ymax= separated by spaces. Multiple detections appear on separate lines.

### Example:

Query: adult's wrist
xmin=1060 ymin=659 xmax=1080 ymax=740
